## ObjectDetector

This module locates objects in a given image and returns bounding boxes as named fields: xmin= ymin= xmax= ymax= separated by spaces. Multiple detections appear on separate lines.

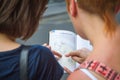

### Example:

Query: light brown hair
xmin=66 ymin=0 xmax=120 ymax=35
xmin=0 ymin=0 xmax=48 ymax=40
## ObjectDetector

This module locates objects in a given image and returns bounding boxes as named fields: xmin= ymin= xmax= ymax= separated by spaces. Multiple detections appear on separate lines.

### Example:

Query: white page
xmin=49 ymin=30 xmax=93 ymax=72
xmin=76 ymin=35 xmax=93 ymax=67
xmin=49 ymin=30 xmax=77 ymax=72
xmin=77 ymin=35 xmax=93 ymax=50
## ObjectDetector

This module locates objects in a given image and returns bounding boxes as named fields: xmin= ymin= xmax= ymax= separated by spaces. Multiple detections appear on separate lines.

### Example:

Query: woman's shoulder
xmin=25 ymin=45 xmax=52 ymax=55
xmin=67 ymin=69 xmax=92 ymax=80
xmin=67 ymin=69 xmax=105 ymax=80
xmin=25 ymin=45 xmax=63 ymax=79
xmin=22 ymin=45 xmax=55 ymax=61
xmin=27 ymin=45 xmax=49 ymax=51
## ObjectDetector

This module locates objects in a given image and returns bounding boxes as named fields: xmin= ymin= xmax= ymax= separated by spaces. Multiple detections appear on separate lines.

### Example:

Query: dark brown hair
xmin=66 ymin=0 xmax=120 ymax=35
xmin=0 ymin=0 xmax=48 ymax=40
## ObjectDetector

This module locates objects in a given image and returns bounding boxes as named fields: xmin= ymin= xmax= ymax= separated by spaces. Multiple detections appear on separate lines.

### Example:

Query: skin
xmin=0 ymin=34 xmax=20 ymax=52
xmin=65 ymin=0 xmax=120 ymax=80
xmin=66 ymin=48 xmax=90 ymax=64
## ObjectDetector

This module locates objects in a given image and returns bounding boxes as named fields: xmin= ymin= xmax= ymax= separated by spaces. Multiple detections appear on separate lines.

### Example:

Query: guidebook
xmin=49 ymin=30 xmax=92 ymax=72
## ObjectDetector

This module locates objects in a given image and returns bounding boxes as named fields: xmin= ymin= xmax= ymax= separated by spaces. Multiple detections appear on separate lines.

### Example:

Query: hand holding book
xmin=65 ymin=48 xmax=90 ymax=64
xmin=49 ymin=30 xmax=93 ymax=72
xmin=43 ymin=43 xmax=62 ymax=60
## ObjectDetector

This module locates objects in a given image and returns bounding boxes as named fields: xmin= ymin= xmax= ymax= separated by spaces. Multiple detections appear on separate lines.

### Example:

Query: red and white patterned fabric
xmin=80 ymin=60 xmax=120 ymax=80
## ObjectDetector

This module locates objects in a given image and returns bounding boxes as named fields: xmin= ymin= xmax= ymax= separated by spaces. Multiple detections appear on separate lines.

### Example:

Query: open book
xmin=49 ymin=30 xmax=92 ymax=72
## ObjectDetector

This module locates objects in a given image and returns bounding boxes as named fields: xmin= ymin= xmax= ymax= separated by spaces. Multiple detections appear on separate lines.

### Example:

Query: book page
xmin=49 ymin=30 xmax=77 ymax=72
xmin=76 ymin=35 xmax=93 ymax=67
xmin=77 ymin=35 xmax=93 ymax=50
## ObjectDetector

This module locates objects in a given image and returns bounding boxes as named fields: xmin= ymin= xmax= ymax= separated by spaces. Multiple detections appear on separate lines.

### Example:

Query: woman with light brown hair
xmin=0 ymin=0 xmax=63 ymax=80
xmin=65 ymin=0 xmax=120 ymax=80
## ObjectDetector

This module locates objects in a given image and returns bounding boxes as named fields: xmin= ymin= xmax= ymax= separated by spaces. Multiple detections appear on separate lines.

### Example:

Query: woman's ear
xmin=67 ymin=0 xmax=77 ymax=17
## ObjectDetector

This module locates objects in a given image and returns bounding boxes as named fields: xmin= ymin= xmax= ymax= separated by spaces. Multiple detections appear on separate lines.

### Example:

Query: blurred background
xmin=16 ymin=0 xmax=120 ymax=80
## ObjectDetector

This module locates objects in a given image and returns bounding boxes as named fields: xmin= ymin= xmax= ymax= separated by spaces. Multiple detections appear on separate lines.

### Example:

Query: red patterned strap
xmin=80 ymin=60 xmax=120 ymax=80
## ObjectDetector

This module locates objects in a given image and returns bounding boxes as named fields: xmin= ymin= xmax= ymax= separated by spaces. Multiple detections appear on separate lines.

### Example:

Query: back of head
xmin=66 ymin=0 xmax=120 ymax=35
xmin=0 ymin=0 xmax=48 ymax=40
xmin=77 ymin=0 xmax=120 ymax=35
xmin=77 ymin=0 xmax=119 ymax=14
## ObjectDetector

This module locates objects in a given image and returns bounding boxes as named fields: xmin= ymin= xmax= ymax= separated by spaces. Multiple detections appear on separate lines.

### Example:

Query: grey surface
xmin=61 ymin=73 xmax=69 ymax=80
xmin=116 ymin=12 xmax=120 ymax=23
xmin=49 ymin=0 xmax=64 ymax=3
xmin=44 ymin=2 xmax=66 ymax=17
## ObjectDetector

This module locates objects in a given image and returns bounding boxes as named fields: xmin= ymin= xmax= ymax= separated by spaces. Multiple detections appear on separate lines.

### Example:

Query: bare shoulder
xmin=67 ymin=70 xmax=91 ymax=80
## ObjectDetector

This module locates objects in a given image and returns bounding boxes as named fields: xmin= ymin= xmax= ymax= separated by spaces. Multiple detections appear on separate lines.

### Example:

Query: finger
xmin=72 ymin=56 xmax=85 ymax=64
xmin=43 ymin=43 xmax=51 ymax=49
xmin=45 ymin=45 xmax=51 ymax=49
xmin=52 ymin=50 xmax=62 ymax=58
xmin=78 ymin=48 xmax=90 ymax=58
xmin=66 ymin=48 xmax=90 ymax=57
xmin=54 ymin=56 xmax=61 ymax=60
xmin=79 ymin=48 xmax=91 ymax=54
xmin=65 ymin=50 xmax=80 ymax=57
xmin=64 ymin=67 xmax=72 ymax=74
xmin=42 ymin=43 xmax=47 ymax=46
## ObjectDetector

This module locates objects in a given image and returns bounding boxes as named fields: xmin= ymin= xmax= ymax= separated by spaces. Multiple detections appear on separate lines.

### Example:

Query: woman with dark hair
xmin=65 ymin=0 xmax=120 ymax=80
xmin=0 ymin=0 xmax=63 ymax=80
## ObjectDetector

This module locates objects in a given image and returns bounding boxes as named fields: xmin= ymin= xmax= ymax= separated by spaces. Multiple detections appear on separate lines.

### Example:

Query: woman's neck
xmin=0 ymin=34 xmax=20 ymax=52
xmin=86 ymin=28 xmax=120 ymax=72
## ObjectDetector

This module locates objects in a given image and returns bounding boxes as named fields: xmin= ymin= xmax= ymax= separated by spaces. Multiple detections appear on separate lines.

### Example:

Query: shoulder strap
xmin=80 ymin=60 xmax=120 ymax=80
xmin=20 ymin=46 xmax=30 ymax=80
xmin=80 ymin=69 xmax=98 ymax=80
